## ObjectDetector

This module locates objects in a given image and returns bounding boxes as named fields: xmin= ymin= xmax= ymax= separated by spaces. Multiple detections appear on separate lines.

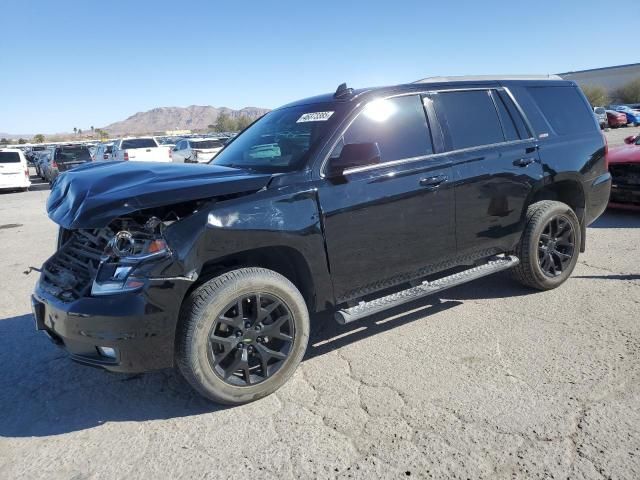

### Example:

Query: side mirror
xmin=327 ymin=142 xmax=381 ymax=177
xmin=624 ymin=135 xmax=638 ymax=145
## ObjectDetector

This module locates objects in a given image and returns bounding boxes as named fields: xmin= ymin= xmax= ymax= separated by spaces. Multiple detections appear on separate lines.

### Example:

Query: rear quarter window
xmin=527 ymin=86 xmax=597 ymax=136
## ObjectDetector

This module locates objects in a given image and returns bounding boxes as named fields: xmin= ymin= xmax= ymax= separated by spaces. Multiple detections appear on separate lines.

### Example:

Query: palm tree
xmin=73 ymin=127 xmax=77 ymax=136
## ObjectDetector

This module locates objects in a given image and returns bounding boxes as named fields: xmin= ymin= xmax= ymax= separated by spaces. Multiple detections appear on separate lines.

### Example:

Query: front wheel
xmin=511 ymin=201 xmax=581 ymax=290
xmin=176 ymin=267 xmax=309 ymax=405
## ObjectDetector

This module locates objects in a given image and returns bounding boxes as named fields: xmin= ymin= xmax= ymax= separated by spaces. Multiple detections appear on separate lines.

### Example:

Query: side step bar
xmin=334 ymin=255 xmax=519 ymax=325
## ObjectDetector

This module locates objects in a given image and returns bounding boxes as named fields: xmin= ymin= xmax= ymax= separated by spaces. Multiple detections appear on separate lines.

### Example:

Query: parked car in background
xmin=611 ymin=105 xmax=640 ymax=126
xmin=606 ymin=110 xmax=628 ymax=128
xmin=92 ymin=143 xmax=114 ymax=161
xmin=157 ymin=136 xmax=179 ymax=149
xmin=111 ymin=137 xmax=172 ymax=162
xmin=593 ymin=107 xmax=608 ymax=129
xmin=48 ymin=144 xmax=92 ymax=183
xmin=0 ymin=148 xmax=31 ymax=191
xmin=40 ymin=154 xmax=56 ymax=182
xmin=33 ymin=149 xmax=52 ymax=178
xmin=26 ymin=145 xmax=48 ymax=164
xmin=607 ymin=134 xmax=640 ymax=210
xmin=171 ymin=137 xmax=226 ymax=163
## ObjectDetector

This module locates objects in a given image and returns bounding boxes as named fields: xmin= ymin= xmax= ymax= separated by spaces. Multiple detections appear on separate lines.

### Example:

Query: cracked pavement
xmin=1 ymin=162 xmax=639 ymax=479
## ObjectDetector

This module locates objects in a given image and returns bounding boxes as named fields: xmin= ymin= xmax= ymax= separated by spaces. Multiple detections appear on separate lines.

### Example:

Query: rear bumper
xmin=32 ymin=277 xmax=192 ymax=373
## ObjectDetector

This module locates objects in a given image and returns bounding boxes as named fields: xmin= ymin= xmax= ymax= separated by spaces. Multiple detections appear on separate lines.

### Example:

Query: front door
xmin=317 ymin=94 xmax=456 ymax=304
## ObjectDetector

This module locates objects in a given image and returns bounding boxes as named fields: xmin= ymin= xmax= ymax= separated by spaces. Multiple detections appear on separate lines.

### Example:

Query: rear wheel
xmin=512 ymin=201 xmax=581 ymax=290
xmin=177 ymin=267 xmax=309 ymax=404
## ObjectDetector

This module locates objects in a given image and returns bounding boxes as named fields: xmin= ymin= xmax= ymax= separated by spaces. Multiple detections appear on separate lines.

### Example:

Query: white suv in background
xmin=0 ymin=148 xmax=31 ymax=192
xmin=171 ymin=137 xmax=225 ymax=163
xmin=111 ymin=137 xmax=172 ymax=162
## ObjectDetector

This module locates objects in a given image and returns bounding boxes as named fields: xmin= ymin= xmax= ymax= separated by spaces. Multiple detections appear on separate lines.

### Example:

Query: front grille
xmin=41 ymin=227 xmax=115 ymax=301
xmin=610 ymin=163 xmax=640 ymax=186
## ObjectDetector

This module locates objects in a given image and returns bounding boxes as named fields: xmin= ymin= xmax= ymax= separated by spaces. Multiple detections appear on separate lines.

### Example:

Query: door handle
xmin=419 ymin=175 xmax=448 ymax=189
xmin=513 ymin=158 xmax=536 ymax=167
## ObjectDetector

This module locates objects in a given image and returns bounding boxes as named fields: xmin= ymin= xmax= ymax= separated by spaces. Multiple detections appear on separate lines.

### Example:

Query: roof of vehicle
xmin=0 ymin=148 xmax=24 ymax=153
xmin=280 ymin=77 xmax=577 ymax=110
xmin=187 ymin=137 xmax=225 ymax=142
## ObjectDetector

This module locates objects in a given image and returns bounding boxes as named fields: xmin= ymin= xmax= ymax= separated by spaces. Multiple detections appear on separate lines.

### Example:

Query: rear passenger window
xmin=432 ymin=90 xmax=504 ymax=150
xmin=337 ymin=95 xmax=433 ymax=163
xmin=527 ymin=86 xmax=596 ymax=136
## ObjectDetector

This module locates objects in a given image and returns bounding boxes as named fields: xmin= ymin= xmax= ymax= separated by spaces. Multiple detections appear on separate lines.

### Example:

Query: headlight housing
xmin=91 ymin=218 xmax=171 ymax=296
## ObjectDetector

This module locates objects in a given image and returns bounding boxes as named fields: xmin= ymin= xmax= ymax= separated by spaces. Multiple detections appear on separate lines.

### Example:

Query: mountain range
xmin=101 ymin=105 xmax=270 ymax=134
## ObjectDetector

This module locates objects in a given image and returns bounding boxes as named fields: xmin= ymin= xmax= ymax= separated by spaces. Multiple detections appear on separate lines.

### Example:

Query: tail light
xmin=52 ymin=161 xmax=58 ymax=168
xmin=123 ymin=151 xmax=129 ymax=161
xmin=25 ymin=168 xmax=29 ymax=178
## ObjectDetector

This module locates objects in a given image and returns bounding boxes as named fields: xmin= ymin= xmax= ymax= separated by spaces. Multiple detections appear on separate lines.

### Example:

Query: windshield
xmin=0 ymin=152 xmax=21 ymax=163
xmin=211 ymin=104 xmax=339 ymax=172
xmin=594 ymin=107 xmax=605 ymax=114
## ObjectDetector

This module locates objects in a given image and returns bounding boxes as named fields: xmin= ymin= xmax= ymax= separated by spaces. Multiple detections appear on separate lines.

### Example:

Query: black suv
xmin=33 ymin=77 xmax=611 ymax=404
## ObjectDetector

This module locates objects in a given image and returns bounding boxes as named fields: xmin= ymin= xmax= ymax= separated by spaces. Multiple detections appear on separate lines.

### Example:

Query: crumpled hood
xmin=47 ymin=161 xmax=272 ymax=229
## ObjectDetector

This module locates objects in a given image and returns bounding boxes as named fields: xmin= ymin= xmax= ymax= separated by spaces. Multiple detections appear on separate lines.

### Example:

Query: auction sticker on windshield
xmin=297 ymin=111 xmax=334 ymax=123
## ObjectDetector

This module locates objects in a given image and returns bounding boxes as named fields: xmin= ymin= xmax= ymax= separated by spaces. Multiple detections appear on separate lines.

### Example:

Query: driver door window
xmin=331 ymin=95 xmax=434 ymax=168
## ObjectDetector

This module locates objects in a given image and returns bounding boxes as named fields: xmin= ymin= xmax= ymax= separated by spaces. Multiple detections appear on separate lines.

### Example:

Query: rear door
xmin=317 ymin=94 xmax=456 ymax=304
xmin=427 ymin=88 xmax=542 ymax=257
xmin=56 ymin=146 xmax=92 ymax=171
xmin=0 ymin=151 xmax=24 ymax=174
xmin=0 ymin=151 xmax=26 ymax=186
xmin=121 ymin=138 xmax=161 ymax=161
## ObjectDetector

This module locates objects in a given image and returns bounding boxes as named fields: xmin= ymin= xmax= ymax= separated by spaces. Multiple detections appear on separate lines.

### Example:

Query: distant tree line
xmin=581 ymin=78 xmax=640 ymax=107
xmin=208 ymin=113 xmax=256 ymax=133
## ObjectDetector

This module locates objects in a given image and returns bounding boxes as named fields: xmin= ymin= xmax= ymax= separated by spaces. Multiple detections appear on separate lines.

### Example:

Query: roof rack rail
xmin=413 ymin=74 xmax=563 ymax=84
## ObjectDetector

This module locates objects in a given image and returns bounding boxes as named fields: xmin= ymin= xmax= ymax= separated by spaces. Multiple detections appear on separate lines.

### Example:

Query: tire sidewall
xmin=526 ymin=205 xmax=581 ymax=289
xmin=184 ymin=270 xmax=309 ymax=404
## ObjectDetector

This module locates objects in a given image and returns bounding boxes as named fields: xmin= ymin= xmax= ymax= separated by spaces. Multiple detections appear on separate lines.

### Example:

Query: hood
xmin=47 ymin=161 xmax=272 ymax=229
xmin=607 ymin=144 xmax=640 ymax=165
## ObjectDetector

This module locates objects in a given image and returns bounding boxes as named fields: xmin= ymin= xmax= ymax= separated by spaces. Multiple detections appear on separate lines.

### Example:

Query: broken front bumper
xmin=32 ymin=277 xmax=192 ymax=373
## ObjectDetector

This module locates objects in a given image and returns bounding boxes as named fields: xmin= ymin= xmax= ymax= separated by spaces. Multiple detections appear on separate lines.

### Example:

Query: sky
xmin=0 ymin=0 xmax=636 ymax=134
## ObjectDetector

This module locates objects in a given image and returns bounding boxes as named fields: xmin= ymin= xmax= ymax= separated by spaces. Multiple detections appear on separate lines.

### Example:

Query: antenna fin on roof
xmin=334 ymin=82 xmax=354 ymax=99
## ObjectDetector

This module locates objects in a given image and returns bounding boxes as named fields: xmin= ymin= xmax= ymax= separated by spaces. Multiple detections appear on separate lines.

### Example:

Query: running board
xmin=334 ymin=255 xmax=519 ymax=325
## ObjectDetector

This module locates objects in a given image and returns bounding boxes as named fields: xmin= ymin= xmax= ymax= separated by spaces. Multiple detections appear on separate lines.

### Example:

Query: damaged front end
xmin=43 ymin=218 xmax=169 ymax=301
xmin=609 ymin=163 xmax=640 ymax=209
xmin=33 ymin=197 xmax=218 ymax=372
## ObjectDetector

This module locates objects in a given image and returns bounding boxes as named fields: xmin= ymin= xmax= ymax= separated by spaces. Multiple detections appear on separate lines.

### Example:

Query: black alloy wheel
xmin=538 ymin=214 xmax=576 ymax=277
xmin=207 ymin=293 xmax=295 ymax=386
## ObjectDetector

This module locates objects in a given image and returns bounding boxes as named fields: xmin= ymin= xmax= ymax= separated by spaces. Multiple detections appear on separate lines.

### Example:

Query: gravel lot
xmin=1 ymin=153 xmax=639 ymax=478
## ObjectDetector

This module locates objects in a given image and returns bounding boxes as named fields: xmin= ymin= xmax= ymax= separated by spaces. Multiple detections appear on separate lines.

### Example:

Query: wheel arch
xmin=192 ymin=245 xmax=320 ymax=313
xmin=528 ymin=179 xmax=587 ymax=251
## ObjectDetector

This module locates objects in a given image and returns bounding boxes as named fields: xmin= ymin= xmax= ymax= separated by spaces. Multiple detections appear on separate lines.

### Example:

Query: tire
xmin=176 ymin=267 xmax=309 ymax=405
xmin=511 ymin=200 xmax=581 ymax=291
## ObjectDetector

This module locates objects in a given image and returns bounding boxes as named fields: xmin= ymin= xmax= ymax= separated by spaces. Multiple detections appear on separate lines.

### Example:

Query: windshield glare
xmin=211 ymin=105 xmax=339 ymax=171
